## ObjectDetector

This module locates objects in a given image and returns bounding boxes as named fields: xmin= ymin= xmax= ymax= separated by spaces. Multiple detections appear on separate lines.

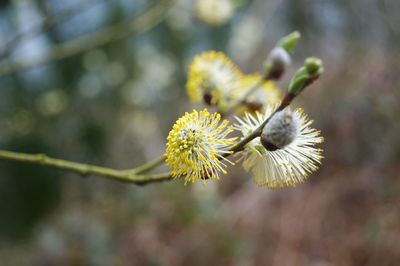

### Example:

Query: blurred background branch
xmin=0 ymin=0 xmax=174 ymax=77
xmin=0 ymin=0 xmax=102 ymax=59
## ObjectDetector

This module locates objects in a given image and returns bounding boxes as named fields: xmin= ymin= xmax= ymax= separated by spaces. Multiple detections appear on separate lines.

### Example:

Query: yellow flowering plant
xmin=0 ymin=31 xmax=325 ymax=189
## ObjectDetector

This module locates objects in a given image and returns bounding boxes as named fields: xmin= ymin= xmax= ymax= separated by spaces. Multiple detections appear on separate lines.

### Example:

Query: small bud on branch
xmin=288 ymin=57 xmax=324 ymax=96
xmin=277 ymin=31 xmax=301 ymax=54
xmin=264 ymin=31 xmax=300 ymax=80
xmin=265 ymin=47 xmax=291 ymax=80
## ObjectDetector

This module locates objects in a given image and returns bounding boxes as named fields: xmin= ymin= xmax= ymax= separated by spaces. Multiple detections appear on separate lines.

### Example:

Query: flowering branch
xmin=0 ymin=58 xmax=323 ymax=186
xmin=228 ymin=57 xmax=323 ymax=154
xmin=0 ymin=26 xmax=324 ymax=188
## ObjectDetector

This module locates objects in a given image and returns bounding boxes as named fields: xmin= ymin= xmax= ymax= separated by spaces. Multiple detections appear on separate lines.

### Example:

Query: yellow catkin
xmin=186 ymin=51 xmax=242 ymax=106
xmin=233 ymin=74 xmax=281 ymax=115
xmin=165 ymin=109 xmax=236 ymax=184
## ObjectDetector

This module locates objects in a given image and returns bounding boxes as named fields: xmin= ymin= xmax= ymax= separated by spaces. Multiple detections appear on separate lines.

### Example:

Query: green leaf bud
xmin=288 ymin=57 xmax=323 ymax=95
xmin=277 ymin=31 xmax=301 ymax=54
xmin=305 ymin=57 xmax=323 ymax=77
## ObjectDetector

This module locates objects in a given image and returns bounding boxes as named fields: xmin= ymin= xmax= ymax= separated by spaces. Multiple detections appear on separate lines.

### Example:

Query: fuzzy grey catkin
xmin=261 ymin=109 xmax=300 ymax=151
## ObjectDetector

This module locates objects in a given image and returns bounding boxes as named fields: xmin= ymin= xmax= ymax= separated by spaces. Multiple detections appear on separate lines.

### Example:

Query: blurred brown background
xmin=0 ymin=0 xmax=399 ymax=265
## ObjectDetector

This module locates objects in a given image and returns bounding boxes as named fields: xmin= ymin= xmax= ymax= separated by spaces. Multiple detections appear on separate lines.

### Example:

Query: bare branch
xmin=0 ymin=149 xmax=171 ymax=185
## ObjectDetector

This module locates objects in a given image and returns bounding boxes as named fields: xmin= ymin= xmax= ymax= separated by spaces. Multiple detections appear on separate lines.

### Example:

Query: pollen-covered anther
xmin=261 ymin=109 xmax=300 ymax=151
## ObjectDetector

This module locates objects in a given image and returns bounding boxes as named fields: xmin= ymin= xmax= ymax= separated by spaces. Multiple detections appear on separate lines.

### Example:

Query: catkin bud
xmin=264 ymin=47 xmax=291 ymax=80
xmin=261 ymin=109 xmax=300 ymax=151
